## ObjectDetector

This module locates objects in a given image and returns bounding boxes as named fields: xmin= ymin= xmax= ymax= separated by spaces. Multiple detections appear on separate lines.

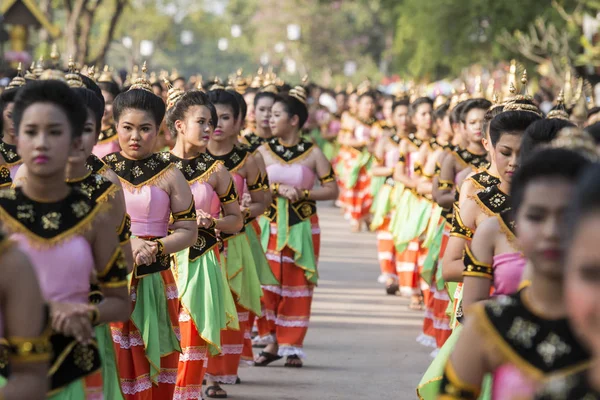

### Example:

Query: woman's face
xmin=383 ymin=99 xmax=394 ymax=122
xmin=270 ymin=101 xmax=294 ymax=138
xmin=254 ymin=97 xmax=274 ymax=131
xmin=116 ymin=109 xmax=158 ymax=159
xmin=335 ymin=94 xmax=346 ymax=112
xmin=463 ymin=108 xmax=486 ymax=144
xmin=17 ymin=102 xmax=78 ymax=178
xmin=177 ymin=105 xmax=212 ymax=149
xmin=357 ymin=96 xmax=375 ymax=119
xmin=392 ymin=105 xmax=409 ymax=133
xmin=211 ymin=104 xmax=237 ymax=143
xmin=565 ymin=212 xmax=600 ymax=357
xmin=412 ymin=103 xmax=432 ymax=131
xmin=2 ymin=102 xmax=15 ymax=141
xmin=348 ymin=93 xmax=358 ymax=113
xmin=69 ymin=108 xmax=97 ymax=164
xmin=101 ymin=90 xmax=114 ymax=129
xmin=516 ymin=178 xmax=573 ymax=280
xmin=493 ymin=132 xmax=520 ymax=183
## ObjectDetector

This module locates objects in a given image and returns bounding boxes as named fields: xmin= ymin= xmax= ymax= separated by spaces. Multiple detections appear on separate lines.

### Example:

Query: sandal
xmin=408 ymin=299 xmax=425 ymax=311
xmin=284 ymin=354 xmax=303 ymax=368
xmin=385 ymin=282 xmax=399 ymax=295
xmin=205 ymin=386 xmax=228 ymax=399
xmin=254 ymin=351 xmax=282 ymax=367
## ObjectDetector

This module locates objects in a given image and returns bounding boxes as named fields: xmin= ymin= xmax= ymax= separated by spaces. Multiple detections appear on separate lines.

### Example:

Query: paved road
xmin=226 ymin=205 xmax=432 ymax=400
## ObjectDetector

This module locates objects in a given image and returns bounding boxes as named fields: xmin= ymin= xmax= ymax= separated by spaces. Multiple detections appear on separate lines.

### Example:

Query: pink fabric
xmin=266 ymin=164 xmax=316 ymax=190
xmin=329 ymin=120 xmax=341 ymax=135
xmin=13 ymin=234 xmax=93 ymax=304
xmin=384 ymin=146 xmax=400 ymax=168
xmin=354 ymin=124 xmax=372 ymax=141
xmin=406 ymin=151 xmax=419 ymax=179
xmin=9 ymin=164 xmax=21 ymax=180
xmin=231 ymin=173 xmax=246 ymax=200
xmin=492 ymin=364 xmax=536 ymax=400
xmin=189 ymin=181 xmax=220 ymax=218
xmin=492 ymin=252 xmax=526 ymax=296
xmin=92 ymin=140 xmax=121 ymax=160
xmin=124 ymin=185 xmax=170 ymax=237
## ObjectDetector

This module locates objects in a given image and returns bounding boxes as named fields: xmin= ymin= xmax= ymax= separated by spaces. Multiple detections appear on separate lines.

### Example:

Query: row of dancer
xmin=0 ymin=60 xmax=338 ymax=400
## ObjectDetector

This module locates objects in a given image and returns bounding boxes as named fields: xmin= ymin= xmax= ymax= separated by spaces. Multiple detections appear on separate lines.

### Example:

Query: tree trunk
xmin=64 ymin=0 xmax=89 ymax=62
xmin=91 ymin=0 xmax=128 ymax=66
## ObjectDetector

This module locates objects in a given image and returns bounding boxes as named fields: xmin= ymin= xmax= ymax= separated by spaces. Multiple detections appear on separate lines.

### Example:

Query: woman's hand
xmin=196 ymin=210 xmax=214 ymax=229
xmin=278 ymin=184 xmax=302 ymax=202
xmin=240 ymin=192 xmax=252 ymax=208
xmin=131 ymin=238 xmax=157 ymax=266
xmin=50 ymin=302 xmax=94 ymax=344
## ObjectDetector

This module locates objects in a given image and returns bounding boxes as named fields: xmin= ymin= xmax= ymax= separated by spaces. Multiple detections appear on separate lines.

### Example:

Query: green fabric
xmin=219 ymin=256 xmax=239 ymax=331
xmin=130 ymin=271 xmax=181 ymax=384
xmin=174 ymin=247 xmax=236 ymax=356
xmin=276 ymin=197 xmax=318 ymax=284
xmin=95 ymin=324 xmax=124 ymax=400
xmin=345 ymin=150 xmax=372 ymax=189
xmin=311 ymin=129 xmax=339 ymax=161
xmin=246 ymin=223 xmax=279 ymax=285
xmin=223 ymin=233 xmax=263 ymax=316
xmin=369 ymin=183 xmax=393 ymax=230
xmin=47 ymin=379 xmax=86 ymax=400
xmin=416 ymin=324 xmax=492 ymax=399
xmin=258 ymin=215 xmax=271 ymax=252
xmin=420 ymin=222 xmax=445 ymax=285
xmin=391 ymin=191 xmax=432 ymax=253
xmin=435 ymin=254 xmax=447 ymax=291
xmin=369 ymin=175 xmax=387 ymax=200
xmin=423 ymin=206 xmax=443 ymax=250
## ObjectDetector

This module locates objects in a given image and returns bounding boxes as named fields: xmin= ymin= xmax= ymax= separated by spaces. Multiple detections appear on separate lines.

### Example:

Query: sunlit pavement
xmin=226 ymin=204 xmax=431 ymax=400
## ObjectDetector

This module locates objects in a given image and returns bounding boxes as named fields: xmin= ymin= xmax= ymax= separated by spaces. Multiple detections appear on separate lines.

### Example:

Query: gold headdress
xmin=128 ymin=62 xmax=153 ymax=93
xmin=473 ymin=75 xmax=484 ymax=98
xmin=433 ymin=95 xmax=448 ymax=110
xmin=33 ymin=56 xmax=45 ymax=78
xmin=546 ymin=90 xmax=569 ymax=121
xmin=38 ymin=69 xmax=66 ymax=82
xmin=98 ymin=65 xmax=114 ymax=84
xmin=345 ymin=82 xmax=355 ymax=95
xmin=87 ymin=66 xmax=97 ymax=82
xmin=24 ymin=62 xmax=36 ymax=81
xmin=170 ymin=68 xmax=181 ymax=82
xmin=489 ymin=92 xmax=503 ymax=111
xmin=49 ymin=43 xmax=61 ymax=68
xmin=486 ymin=79 xmax=495 ymax=101
xmin=225 ymin=78 xmax=235 ymax=92
xmin=164 ymin=78 xmax=185 ymax=110
xmin=458 ymin=82 xmax=470 ymax=102
xmin=66 ymin=56 xmax=84 ymax=88
xmin=261 ymin=71 xmax=279 ymax=94
xmin=196 ymin=75 xmax=205 ymax=92
xmin=289 ymin=78 xmax=308 ymax=106
xmin=209 ymin=77 xmax=224 ymax=91
xmin=250 ymin=67 xmax=264 ymax=89
xmin=549 ymin=127 xmax=598 ymax=161
xmin=234 ymin=69 xmax=248 ymax=94
xmin=356 ymin=79 xmax=372 ymax=96
xmin=502 ymin=70 xmax=543 ymax=117
xmin=6 ymin=63 xmax=26 ymax=90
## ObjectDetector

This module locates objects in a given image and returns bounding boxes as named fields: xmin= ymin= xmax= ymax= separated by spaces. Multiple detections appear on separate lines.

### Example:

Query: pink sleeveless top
xmin=267 ymin=164 xmax=316 ymax=190
xmin=354 ymin=124 xmax=372 ymax=141
xmin=231 ymin=173 xmax=246 ymax=200
xmin=13 ymin=234 xmax=94 ymax=304
xmin=492 ymin=252 xmax=526 ymax=296
xmin=385 ymin=145 xmax=400 ymax=169
xmin=93 ymin=140 xmax=121 ymax=160
xmin=190 ymin=181 xmax=220 ymax=218
xmin=8 ymin=164 xmax=21 ymax=180
xmin=124 ymin=185 xmax=170 ymax=237
xmin=329 ymin=120 xmax=341 ymax=135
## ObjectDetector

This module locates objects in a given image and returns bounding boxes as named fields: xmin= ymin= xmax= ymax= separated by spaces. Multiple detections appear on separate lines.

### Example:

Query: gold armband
xmin=247 ymin=174 xmax=263 ymax=192
xmin=438 ymin=361 xmax=481 ymax=400
xmin=88 ymin=305 xmax=100 ymax=326
xmin=463 ymin=245 xmax=493 ymax=279
xmin=438 ymin=179 xmax=454 ymax=191
xmin=8 ymin=330 xmax=52 ymax=364
xmin=262 ymin=174 xmax=270 ymax=191
xmin=303 ymin=189 xmax=310 ymax=200
xmin=450 ymin=205 xmax=474 ymax=240
xmin=97 ymin=247 xmax=128 ymax=288
xmin=271 ymin=182 xmax=280 ymax=196
xmin=172 ymin=199 xmax=197 ymax=222
xmin=319 ymin=167 xmax=336 ymax=184
xmin=218 ymin=179 xmax=239 ymax=205
xmin=117 ymin=213 xmax=132 ymax=245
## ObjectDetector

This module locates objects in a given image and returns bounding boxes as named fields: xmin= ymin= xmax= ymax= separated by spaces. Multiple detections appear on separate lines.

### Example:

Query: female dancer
xmin=0 ymin=69 xmax=26 ymax=180
xmin=0 ymin=230 xmax=50 ymax=400
xmin=165 ymin=88 xmax=244 ymax=399
xmin=205 ymin=89 xmax=264 ymax=395
xmin=534 ymin=163 xmax=600 ymax=399
xmin=370 ymin=98 xmax=409 ymax=293
xmin=439 ymin=148 xmax=592 ymax=399
xmin=240 ymin=90 xmax=276 ymax=152
xmin=94 ymin=66 xmax=121 ymax=158
xmin=255 ymin=85 xmax=339 ymax=368
xmin=0 ymin=79 xmax=130 ymax=398
xmin=338 ymin=91 xmax=377 ymax=232
xmin=103 ymin=68 xmax=198 ymax=399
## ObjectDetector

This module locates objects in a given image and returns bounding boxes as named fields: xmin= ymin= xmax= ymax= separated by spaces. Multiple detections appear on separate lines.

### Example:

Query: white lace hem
xmin=278 ymin=345 xmax=306 ymax=359
xmin=221 ymin=344 xmax=243 ymax=355
xmin=416 ymin=333 xmax=437 ymax=349
xmin=252 ymin=334 xmax=276 ymax=346
xmin=111 ymin=328 xmax=144 ymax=349
xmin=204 ymin=373 xmax=238 ymax=385
xmin=121 ymin=375 xmax=152 ymax=395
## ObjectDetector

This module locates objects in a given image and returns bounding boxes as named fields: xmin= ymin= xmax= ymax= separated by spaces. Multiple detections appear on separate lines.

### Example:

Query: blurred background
xmin=1 ymin=0 xmax=600 ymax=95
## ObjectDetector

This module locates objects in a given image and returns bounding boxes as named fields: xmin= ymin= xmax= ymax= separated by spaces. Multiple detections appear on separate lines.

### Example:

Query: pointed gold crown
xmin=98 ymin=65 xmax=114 ymax=83
xmin=24 ymin=62 xmax=36 ymax=80
xmin=502 ymin=70 xmax=542 ymax=117
xmin=473 ymin=75 xmax=484 ymax=98
xmin=490 ymin=92 xmax=504 ymax=111
xmin=234 ymin=69 xmax=248 ymax=94
xmin=196 ymin=75 xmax=205 ymax=92
xmin=289 ymin=77 xmax=308 ymax=105
xmin=433 ymin=95 xmax=448 ymax=110
xmin=87 ymin=65 xmax=97 ymax=82
xmin=164 ymin=78 xmax=185 ymax=110
xmin=550 ymin=127 xmax=598 ymax=161
xmin=65 ymin=56 xmax=84 ymax=88
xmin=225 ymin=78 xmax=235 ymax=91
xmin=250 ymin=67 xmax=264 ymax=88
xmin=6 ymin=63 xmax=26 ymax=90
xmin=50 ymin=43 xmax=60 ymax=67
xmin=356 ymin=78 xmax=372 ymax=96
xmin=33 ymin=56 xmax=45 ymax=78
xmin=128 ymin=62 xmax=153 ymax=93
xmin=209 ymin=77 xmax=224 ymax=91
xmin=39 ymin=69 xmax=66 ymax=82
xmin=546 ymin=90 xmax=570 ymax=121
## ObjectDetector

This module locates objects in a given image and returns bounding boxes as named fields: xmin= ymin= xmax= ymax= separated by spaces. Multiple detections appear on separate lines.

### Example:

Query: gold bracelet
xmin=88 ymin=305 xmax=100 ymax=325
xmin=271 ymin=183 xmax=280 ymax=196
xmin=303 ymin=189 xmax=310 ymax=200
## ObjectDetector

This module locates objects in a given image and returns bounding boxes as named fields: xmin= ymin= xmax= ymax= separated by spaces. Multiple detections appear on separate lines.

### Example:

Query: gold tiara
xmin=128 ymin=62 xmax=153 ymax=93
xmin=546 ymin=90 xmax=569 ymax=121
xmin=289 ymin=85 xmax=307 ymax=106
xmin=38 ymin=69 xmax=66 ymax=82
xmin=24 ymin=62 xmax=36 ymax=81
xmin=33 ymin=56 xmax=45 ymax=78
xmin=98 ymin=65 xmax=114 ymax=84
xmin=66 ymin=56 xmax=84 ymax=88
xmin=234 ymin=69 xmax=248 ymax=94
xmin=549 ymin=127 xmax=598 ymax=161
xmin=164 ymin=78 xmax=185 ymax=110
xmin=209 ymin=77 xmax=224 ymax=91
xmin=6 ymin=63 xmax=26 ymax=90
